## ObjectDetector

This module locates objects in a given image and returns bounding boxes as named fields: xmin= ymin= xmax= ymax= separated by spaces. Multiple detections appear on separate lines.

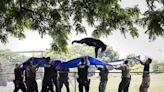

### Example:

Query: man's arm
xmin=115 ymin=65 xmax=124 ymax=70
xmin=33 ymin=60 xmax=42 ymax=72
xmin=136 ymin=58 xmax=145 ymax=65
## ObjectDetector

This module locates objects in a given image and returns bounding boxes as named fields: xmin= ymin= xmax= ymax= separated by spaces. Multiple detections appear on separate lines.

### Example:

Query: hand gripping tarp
xmin=22 ymin=57 xmax=61 ymax=69
xmin=108 ymin=56 xmax=140 ymax=65
xmin=60 ymin=56 xmax=108 ymax=68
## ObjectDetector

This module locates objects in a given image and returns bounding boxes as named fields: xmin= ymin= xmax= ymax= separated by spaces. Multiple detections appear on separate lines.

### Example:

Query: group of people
xmin=115 ymin=58 xmax=152 ymax=92
xmin=78 ymin=57 xmax=152 ymax=92
xmin=13 ymin=57 xmax=152 ymax=92
xmin=13 ymin=57 xmax=70 ymax=92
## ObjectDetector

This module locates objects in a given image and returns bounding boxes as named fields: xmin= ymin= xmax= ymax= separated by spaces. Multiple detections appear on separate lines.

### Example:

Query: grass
xmin=0 ymin=73 xmax=164 ymax=92
xmin=89 ymin=73 xmax=164 ymax=92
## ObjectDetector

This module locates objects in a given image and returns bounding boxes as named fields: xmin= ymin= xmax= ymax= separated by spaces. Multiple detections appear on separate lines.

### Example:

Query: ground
xmin=0 ymin=73 xmax=164 ymax=92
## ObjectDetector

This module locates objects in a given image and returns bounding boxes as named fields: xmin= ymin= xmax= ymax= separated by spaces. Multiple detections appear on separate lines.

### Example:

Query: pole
xmin=74 ymin=72 xmax=76 ymax=92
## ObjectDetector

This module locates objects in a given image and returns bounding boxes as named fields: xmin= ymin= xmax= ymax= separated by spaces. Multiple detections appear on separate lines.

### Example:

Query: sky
xmin=0 ymin=0 xmax=164 ymax=62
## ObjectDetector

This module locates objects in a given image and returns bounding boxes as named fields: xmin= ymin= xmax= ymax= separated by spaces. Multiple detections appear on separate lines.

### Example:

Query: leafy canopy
xmin=140 ymin=0 xmax=164 ymax=40
xmin=0 ymin=0 xmax=150 ymax=52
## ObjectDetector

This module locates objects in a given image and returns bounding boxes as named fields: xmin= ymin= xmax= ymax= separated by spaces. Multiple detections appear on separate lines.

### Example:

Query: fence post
xmin=74 ymin=72 xmax=76 ymax=92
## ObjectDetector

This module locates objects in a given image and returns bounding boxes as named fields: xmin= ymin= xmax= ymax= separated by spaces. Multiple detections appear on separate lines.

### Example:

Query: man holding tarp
xmin=13 ymin=64 xmax=26 ymax=92
xmin=77 ymin=57 xmax=90 ymax=92
xmin=26 ymin=58 xmax=42 ymax=92
xmin=97 ymin=65 xmax=109 ymax=92
xmin=136 ymin=58 xmax=152 ymax=92
xmin=115 ymin=60 xmax=131 ymax=92
xmin=41 ymin=57 xmax=54 ymax=92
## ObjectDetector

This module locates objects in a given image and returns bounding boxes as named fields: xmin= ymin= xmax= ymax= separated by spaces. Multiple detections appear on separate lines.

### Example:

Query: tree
xmin=151 ymin=60 xmax=164 ymax=72
xmin=140 ymin=0 xmax=164 ymax=40
xmin=0 ymin=49 xmax=28 ymax=81
xmin=0 ymin=0 xmax=140 ymax=52
xmin=0 ymin=49 xmax=27 ymax=63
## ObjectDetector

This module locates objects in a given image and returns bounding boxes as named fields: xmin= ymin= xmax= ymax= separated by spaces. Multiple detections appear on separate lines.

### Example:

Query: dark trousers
xmin=27 ymin=79 xmax=38 ymax=92
xmin=118 ymin=77 xmax=131 ymax=92
xmin=41 ymin=79 xmax=54 ymax=92
xmin=78 ymin=79 xmax=90 ymax=92
xmin=59 ymin=79 xmax=70 ymax=92
xmin=99 ymin=81 xmax=107 ymax=92
xmin=13 ymin=81 xmax=26 ymax=92
xmin=139 ymin=76 xmax=150 ymax=92
xmin=53 ymin=78 xmax=59 ymax=92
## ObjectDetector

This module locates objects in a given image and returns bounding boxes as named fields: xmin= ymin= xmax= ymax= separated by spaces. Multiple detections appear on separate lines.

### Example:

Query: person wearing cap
xmin=97 ymin=65 xmax=108 ymax=92
xmin=136 ymin=58 xmax=152 ymax=92
xmin=13 ymin=64 xmax=26 ymax=92
xmin=77 ymin=57 xmax=90 ymax=92
xmin=115 ymin=60 xmax=131 ymax=92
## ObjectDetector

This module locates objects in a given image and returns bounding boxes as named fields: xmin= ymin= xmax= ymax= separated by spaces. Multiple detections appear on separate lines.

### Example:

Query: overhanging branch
xmin=19 ymin=0 xmax=43 ymax=20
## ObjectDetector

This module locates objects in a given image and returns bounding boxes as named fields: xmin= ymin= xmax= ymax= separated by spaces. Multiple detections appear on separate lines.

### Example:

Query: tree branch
xmin=19 ymin=0 xmax=43 ymax=20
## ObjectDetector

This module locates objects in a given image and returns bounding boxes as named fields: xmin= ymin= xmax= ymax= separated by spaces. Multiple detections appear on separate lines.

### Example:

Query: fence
xmin=0 ymin=71 xmax=164 ymax=92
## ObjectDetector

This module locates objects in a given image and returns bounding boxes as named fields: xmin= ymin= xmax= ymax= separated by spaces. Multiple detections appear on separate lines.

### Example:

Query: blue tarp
xmin=22 ymin=56 xmax=139 ymax=69
xmin=60 ymin=57 xmax=82 ymax=68
xmin=22 ymin=57 xmax=62 ymax=69
xmin=110 ymin=56 xmax=140 ymax=63
xmin=52 ymin=60 xmax=62 ymax=67
xmin=60 ymin=56 xmax=108 ymax=68
xmin=88 ymin=56 xmax=108 ymax=65
xmin=22 ymin=56 xmax=108 ymax=69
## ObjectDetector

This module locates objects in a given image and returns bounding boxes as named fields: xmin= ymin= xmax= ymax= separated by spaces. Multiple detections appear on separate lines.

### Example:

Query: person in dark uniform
xmin=26 ymin=58 xmax=41 ymax=92
xmin=13 ymin=64 xmax=26 ymax=92
xmin=136 ymin=58 xmax=152 ymax=92
xmin=72 ymin=38 xmax=107 ymax=58
xmin=41 ymin=57 xmax=54 ymax=92
xmin=115 ymin=60 xmax=131 ymax=92
xmin=53 ymin=63 xmax=59 ymax=92
xmin=97 ymin=65 xmax=108 ymax=92
xmin=58 ymin=68 xmax=70 ymax=92
xmin=77 ymin=57 xmax=90 ymax=92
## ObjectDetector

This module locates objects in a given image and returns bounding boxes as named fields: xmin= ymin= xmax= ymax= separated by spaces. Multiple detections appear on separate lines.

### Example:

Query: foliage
xmin=0 ymin=49 xmax=27 ymax=80
xmin=0 ymin=0 xmax=140 ymax=52
xmin=125 ymin=54 xmax=142 ymax=72
xmin=0 ymin=49 xmax=27 ymax=63
xmin=126 ymin=54 xmax=138 ymax=67
xmin=139 ymin=0 xmax=164 ymax=40
xmin=151 ymin=60 xmax=164 ymax=72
